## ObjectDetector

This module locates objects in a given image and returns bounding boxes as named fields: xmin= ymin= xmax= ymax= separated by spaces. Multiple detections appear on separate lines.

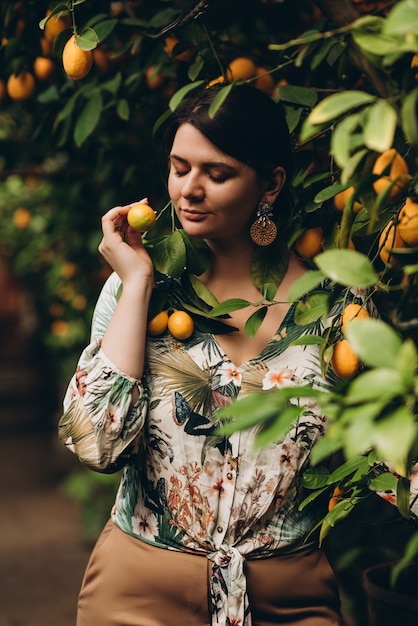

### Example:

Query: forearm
xmin=101 ymin=279 xmax=153 ymax=380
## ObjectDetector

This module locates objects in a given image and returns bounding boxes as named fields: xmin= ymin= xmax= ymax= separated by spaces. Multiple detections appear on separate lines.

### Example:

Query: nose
xmin=181 ymin=170 xmax=204 ymax=201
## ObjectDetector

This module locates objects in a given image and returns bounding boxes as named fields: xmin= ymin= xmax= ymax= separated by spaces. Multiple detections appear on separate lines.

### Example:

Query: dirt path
xmin=0 ymin=429 xmax=91 ymax=626
xmin=0 ymin=308 xmax=92 ymax=626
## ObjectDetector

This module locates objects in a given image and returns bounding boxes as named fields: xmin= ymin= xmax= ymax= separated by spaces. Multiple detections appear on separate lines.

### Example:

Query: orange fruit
xmin=333 ymin=186 xmax=363 ymax=213
xmin=93 ymin=48 xmax=110 ymax=75
xmin=7 ymin=71 xmax=36 ymax=101
xmin=411 ymin=53 xmax=418 ymax=81
xmin=341 ymin=303 xmax=370 ymax=334
xmin=147 ymin=310 xmax=169 ymax=336
xmin=398 ymin=198 xmax=418 ymax=247
xmin=13 ymin=208 xmax=31 ymax=229
xmin=163 ymin=35 xmax=194 ymax=62
xmin=294 ymin=226 xmax=324 ymax=258
xmin=33 ymin=56 xmax=55 ymax=81
xmin=226 ymin=57 xmax=257 ymax=81
xmin=167 ymin=310 xmax=195 ymax=340
xmin=254 ymin=67 xmax=276 ymax=95
xmin=62 ymin=35 xmax=93 ymax=80
xmin=127 ymin=203 xmax=156 ymax=232
xmin=44 ymin=10 xmax=71 ymax=42
xmin=378 ymin=220 xmax=406 ymax=266
xmin=72 ymin=294 xmax=87 ymax=311
xmin=372 ymin=148 xmax=410 ymax=201
xmin=331 ymin=339 xmax=360 ymax=379
xmin=145 ymin=66 xmax=165 ymax=90
xmin=206 ymin=75 xmax=226 ymax=88
xmin=40 ymin=37 xmax=52 ymax=57
xmin=51 ymin=319 xmax=70 ymax=337
xmin=328 ymin=486 xmax=347 ymax=511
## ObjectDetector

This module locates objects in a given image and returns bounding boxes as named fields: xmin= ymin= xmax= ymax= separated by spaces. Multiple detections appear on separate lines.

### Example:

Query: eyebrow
xmin=169 ymin=154 xmax=237 ymax=170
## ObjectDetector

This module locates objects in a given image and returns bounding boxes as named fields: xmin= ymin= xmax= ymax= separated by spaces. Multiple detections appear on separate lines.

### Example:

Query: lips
xmin=180 ymin=207 xmax=208 ymax=221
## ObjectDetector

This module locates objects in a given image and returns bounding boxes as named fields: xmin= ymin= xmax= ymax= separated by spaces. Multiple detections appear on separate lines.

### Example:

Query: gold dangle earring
xmin=249 ymin=200 xmax=277 ymax=246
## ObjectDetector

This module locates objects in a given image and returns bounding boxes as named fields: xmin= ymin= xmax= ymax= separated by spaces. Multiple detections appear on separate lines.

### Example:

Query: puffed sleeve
xmin=58 ymin=272 xmax=149 ymax=473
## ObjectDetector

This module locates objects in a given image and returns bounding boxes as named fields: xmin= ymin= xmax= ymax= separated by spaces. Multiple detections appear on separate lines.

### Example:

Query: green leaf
xmin=169 ymin=81 xmax=205 ymax=112
xmin=93 ymin=19 xmax=117 ymax=42
xmin=345 ymin=319 xmax=403 ymax=367
xmin=180 ymin=231 xmax=211 ymax=276
xmin=341 ymin=149 xmax=368 ymax=185
xmin=287 ymin=270 xmax=325 ymax=302
xmin=364 ymin=100 xmax=397 ymax=152
xmin=344 ymin=368 xmax=407 ymax=404
xmin=77 ymin=29 xmax=99 ymax=50
xmin=290 ymin=335 xmax=326 ymax=346
xmin=299 ymin=485 xmax=329 ymax=510
xmin=188 ymin=57 xmax=205 ymax=82
xmin=39 ymin=4 xmax=68 ymax=30
xmin=294 ymin=291 xmax=330 ymax=325
xmin=396 ymin=476 xmax=411 ymax=519
xmin=245 ymin=306 xmax=267 ymax=338
xmin=395 ymin=339 xmax=418 ymax=389
xmin=331 ymin=113 xmax=361 ymax=168
xmin=210 ymin=298 xmax=251 ymax=317
xmin=148 ymin=231 xmax=186 ymax=277
xmin=254 ymin=405 xmax=302 ymax=449
xmin=209 ymin=83 xmax=234 ymax=118
xmin=328 ymin=456 xmax=368 ymax=483
xmin=352 ymin=30 xmax=403 ymax=57
xmin=369 ymin=472 xmax=397 ymax=492
xmin=116 ymin=99 xmax=130 ymax=121
xmin=102 ymin=72 xmax=122 ymax=94
xmin=299 ymin=116 xmax=328 ymax=143
xmin=188 ymin=274 xmax=219 ymax=308
xmin=314 ymin=249 xmax=378 ymax=287
xmin=262 ymin=283 xmax=277 ymax=301
xmin=315 ymin=182 xmax=347 ymax=204
xmin=308 ymin=91 xmax=375 ymax=125
xmin=383 ymin=0 xmax=418 ymax=36
xmin=302 ymin=466 xmax=331 ymax=489
xmin=276 ymin=84 xmax=318 ymax=108
xmin=250 ymin=240 xmax=289 ymax=291
xmin=217 ymin=391 xmax=279 ymax=434
xmin=391 ymin=531 xmax=418 ymax=588
xmin=373 ymin=409 xmax=417 ymax=473
xmin=74 ymin=91 xmax=103 ymax=146
xmin=402 ymin=88 xmax=418 ymax=148
xmin=343 ymin=407 xmax=382 ymax=457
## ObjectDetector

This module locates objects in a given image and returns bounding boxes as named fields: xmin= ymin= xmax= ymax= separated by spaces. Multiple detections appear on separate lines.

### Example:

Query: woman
xmin=59 ymin=84 xmax=349 ymax=625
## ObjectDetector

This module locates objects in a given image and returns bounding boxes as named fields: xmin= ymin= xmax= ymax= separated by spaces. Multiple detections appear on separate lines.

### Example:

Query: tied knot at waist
xmin=208 ymin=545 xmax=247 ymax=598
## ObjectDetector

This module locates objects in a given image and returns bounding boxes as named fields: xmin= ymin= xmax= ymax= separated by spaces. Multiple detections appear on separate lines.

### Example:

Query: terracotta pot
xmin=363 ymin=562 xmax=418 ymax=626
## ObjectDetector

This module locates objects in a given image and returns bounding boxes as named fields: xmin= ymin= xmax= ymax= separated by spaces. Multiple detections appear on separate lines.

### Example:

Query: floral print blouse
xmin=59 ymin=272 xmax=366 ymax=626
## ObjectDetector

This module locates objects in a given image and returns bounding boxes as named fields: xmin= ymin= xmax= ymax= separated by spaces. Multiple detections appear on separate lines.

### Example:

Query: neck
xmin=203 ymin=236 xmax=254 ymax=277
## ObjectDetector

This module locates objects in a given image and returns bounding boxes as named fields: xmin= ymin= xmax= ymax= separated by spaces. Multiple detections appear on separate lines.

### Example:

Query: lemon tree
xmin=0 ymin=1 xmax=418 ymax=608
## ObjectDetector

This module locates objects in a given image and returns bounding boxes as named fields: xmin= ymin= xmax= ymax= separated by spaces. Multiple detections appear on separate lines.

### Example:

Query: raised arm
xmin=98 ymin=202 xmax=154 ymax=379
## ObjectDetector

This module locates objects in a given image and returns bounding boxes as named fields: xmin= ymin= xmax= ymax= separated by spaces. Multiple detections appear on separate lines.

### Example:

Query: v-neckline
xmin=211 ymin=301 xmax=296 ymax=368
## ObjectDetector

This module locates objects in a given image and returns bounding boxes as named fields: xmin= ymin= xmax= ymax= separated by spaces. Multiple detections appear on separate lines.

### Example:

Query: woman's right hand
xmin=98 ymin=199 xmax=155 ymax=289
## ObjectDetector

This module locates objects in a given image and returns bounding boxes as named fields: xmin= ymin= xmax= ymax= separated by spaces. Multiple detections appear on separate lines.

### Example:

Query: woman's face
xmin=168 ymin=123 xmax=264 ymax=243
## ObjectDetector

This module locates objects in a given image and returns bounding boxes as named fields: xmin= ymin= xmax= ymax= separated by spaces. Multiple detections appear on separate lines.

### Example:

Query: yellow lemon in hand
xmin=127 ymin=203 xmax=156 ymax=232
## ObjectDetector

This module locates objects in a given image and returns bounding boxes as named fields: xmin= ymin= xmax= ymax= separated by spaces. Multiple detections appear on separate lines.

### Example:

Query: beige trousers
xmin=77 ymin=519 xmax=344 ymax=626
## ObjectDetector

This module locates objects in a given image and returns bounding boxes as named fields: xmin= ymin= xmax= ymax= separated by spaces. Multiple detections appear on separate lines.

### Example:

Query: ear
xmin=261 ymin=166 xmax=286 ymax=204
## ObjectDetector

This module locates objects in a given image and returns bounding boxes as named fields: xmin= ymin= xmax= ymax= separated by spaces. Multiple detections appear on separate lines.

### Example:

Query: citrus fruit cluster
xmin=378 ymin=197 xmax=418 ymax=266
xmin=147 ymin=310 xmax=194 ymax=341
